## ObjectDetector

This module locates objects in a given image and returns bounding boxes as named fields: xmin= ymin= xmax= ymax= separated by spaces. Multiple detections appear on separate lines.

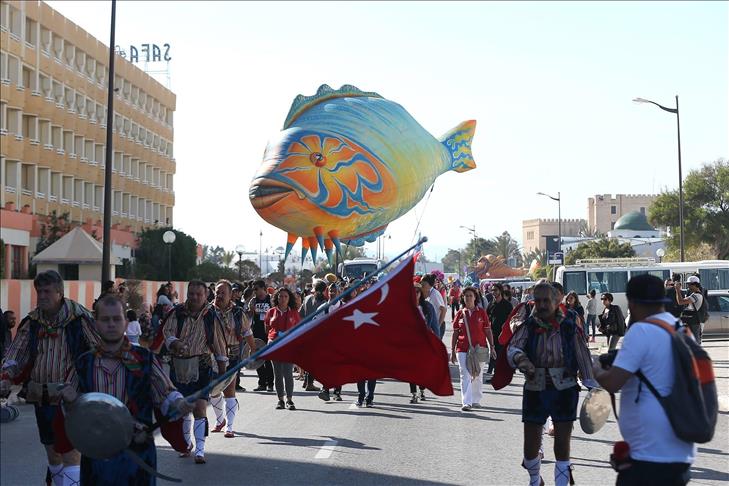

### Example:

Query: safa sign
xmin=116 ymin=44 xmax=171 ymax=63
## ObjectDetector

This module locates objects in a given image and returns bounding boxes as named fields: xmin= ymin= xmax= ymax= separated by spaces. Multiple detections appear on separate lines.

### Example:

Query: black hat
xmin=626 ymin=274 xmax=671 ymax=304
xmin=231 ymin=283 xmax=242 ymax=291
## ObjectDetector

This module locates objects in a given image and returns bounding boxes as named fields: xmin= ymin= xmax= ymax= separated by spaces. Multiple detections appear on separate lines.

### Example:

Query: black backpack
xmin=637 ymin=318 xmax=718 ymax=444
xmin=697 ymin=289 xmax=709 ymax=323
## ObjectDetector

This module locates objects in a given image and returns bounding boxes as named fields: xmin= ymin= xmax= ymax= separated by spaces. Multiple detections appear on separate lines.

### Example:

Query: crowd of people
xmin=0 ymin=265 xmax=712 ymax=486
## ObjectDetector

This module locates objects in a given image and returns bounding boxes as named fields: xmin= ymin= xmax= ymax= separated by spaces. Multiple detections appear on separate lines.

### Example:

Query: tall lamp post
xmin=101 ymin=0 xmax=117 ymax=285
xmin=162 ymin=230 xmax=176 ymax=282
xmin=460 ymin=225 xmax=477 ymax=240
xmin=633 ymin=96 xmax=684 ymax=262
xmin=235 ymin=244 xmax=245 ymax=281
xmin=258 ymin=231 xmax=263 ymax=276
xmin=537 ymin=192 xmax=562 ymax=256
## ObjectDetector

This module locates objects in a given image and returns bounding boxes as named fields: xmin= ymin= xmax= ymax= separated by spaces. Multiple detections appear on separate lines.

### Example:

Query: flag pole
xmin=176 ymin=236 xmax=429 ymax=411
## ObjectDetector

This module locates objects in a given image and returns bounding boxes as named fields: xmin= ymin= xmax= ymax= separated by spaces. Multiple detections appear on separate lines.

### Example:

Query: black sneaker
xmin=286 ymin=400 xmax=296 ymax=410
xmin=409 ymin=394 xmax=418 ymax=404
xmin=253 ymin=385 xmax=267 ymax=392
xmin=276 ymin=400 xmax=285 ymax=409
xmin=355 ymin=401 xmax=364 ymax=408
xmin=365 ymin=401 xmax=373 ymax=408
xmin=318 ymin=390 xmax=331 ymax=402
xmin=333 ymin=393 xmax=342 ymax=401
xmin=419 ymin=391 xmax=426 ymax=401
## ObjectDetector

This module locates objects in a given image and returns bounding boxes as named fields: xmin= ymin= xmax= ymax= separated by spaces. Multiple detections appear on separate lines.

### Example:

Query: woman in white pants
xmin=450 ymin=287 xmax=495 ymax=411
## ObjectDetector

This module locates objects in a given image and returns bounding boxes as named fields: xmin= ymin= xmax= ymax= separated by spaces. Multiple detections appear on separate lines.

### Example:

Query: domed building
xmin=607 ymin=211 xmax=660 ymax=239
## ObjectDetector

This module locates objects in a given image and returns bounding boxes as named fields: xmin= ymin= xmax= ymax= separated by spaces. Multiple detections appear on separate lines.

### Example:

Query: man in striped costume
xmin=0 ymin=270 xmax=99 ymax=486
xmin=59 ymin=294 xmax=192 ymax=485
xmin=152 ymin=280 xmax=228 ymax=464
xmin=210 ymin=280 xmax=257 ymax=437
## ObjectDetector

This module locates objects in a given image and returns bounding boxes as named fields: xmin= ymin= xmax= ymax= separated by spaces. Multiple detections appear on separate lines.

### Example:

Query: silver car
xmin=704 ymin=291 xmax=729 ymax=336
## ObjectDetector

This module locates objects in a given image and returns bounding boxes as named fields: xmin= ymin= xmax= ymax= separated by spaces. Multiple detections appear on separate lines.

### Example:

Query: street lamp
xmin=633 ymin=96 xmax=685 ymax=262
xmin=259 ymin=230 xmax=263 ymax=276
xmin=537 ymin=191 xmax=562 ymax=256
xmin=459 ymin=225 xmax=477 ymax=240
xmin=656 ymin=247 xmax=665 ymax=263
xmin=162 ymin=230 xmax=176 ymax=282
xmin=235 ymin=244 xmax=245 ymax=281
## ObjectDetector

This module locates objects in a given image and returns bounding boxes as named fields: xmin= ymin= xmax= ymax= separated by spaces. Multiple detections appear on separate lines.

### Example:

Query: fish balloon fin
xmin=283 ymin=84 xmax=383 ymax=129
xmin=440 ymin=120 xmax=477 ymax=173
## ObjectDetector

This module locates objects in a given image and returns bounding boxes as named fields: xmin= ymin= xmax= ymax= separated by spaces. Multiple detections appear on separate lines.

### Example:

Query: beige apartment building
xmin=0 ymin=1 xmax=175 ymax=276
xmin=522 ymin=218 xmax=585 ymax=253
xmin=587 ymin=194 xmax=656 ymax=234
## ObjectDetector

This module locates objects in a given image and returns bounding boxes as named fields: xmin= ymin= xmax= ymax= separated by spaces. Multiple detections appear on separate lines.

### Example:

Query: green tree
xmin=221 ymin=250 xmax=236 ymax=268
xmin=523 ymin=249 xmax=547 ymax=268
xmin=462 ymin=237 xmax=496 ymax=271
xmin=189 ymin=261 xmax=238 ymax=282
xmin=134 ymin=227 xmax=198 ymax=281
xmin=441 ymin=249 xmax=462 ymax=273
xmin=36 ymin=210 xmax=71 ymax=254
xmin=202 ymin=245 xmax=225 ymax=266
xmin=649 ymin=158 xmax=729 ymax=259
xmin=564 ymin=239 xmax=635 ymax=265
xmin=493 ymin=231 xmax=522 ymax=266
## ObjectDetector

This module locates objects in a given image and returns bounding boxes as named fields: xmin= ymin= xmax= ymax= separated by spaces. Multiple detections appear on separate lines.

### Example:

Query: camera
xmin=599 ymin=349 xmax=619 ymax=369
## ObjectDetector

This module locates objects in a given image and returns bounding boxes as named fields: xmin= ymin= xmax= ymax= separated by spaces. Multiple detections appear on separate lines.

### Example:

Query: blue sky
xmin=48 ymin=1 xmax=728 ymax=263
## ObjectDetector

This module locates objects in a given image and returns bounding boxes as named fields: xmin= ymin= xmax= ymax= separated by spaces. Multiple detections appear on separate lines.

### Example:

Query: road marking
xmin=315 ymin=440 xmax=338 ymax=459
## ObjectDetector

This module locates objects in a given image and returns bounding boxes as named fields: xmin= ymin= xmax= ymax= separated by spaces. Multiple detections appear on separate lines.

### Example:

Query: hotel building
xmin=0 ymin=0 xmax=175 ymax=277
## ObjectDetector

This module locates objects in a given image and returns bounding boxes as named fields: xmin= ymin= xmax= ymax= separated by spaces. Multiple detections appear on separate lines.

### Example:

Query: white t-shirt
xmin=125 ymin=320 xmax=142 ymax=344
xmin=687 ymin=292 xmax=704 ymax=312
xmin=612 ymin=312 xmax=696 ymax=463
xmin=427 ymin=287 xmax=446 ymax=317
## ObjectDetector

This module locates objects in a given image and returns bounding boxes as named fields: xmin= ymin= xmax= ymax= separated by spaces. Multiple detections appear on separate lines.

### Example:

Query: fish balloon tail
xmin=441 ymin=120 xmax=477 ymax=173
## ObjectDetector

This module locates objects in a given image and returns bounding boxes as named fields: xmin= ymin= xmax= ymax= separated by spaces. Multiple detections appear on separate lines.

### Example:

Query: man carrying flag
xmin=258 ymin=254 xmax=453 ymax=397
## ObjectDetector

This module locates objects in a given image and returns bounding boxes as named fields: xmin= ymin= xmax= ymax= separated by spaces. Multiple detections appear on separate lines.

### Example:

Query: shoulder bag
xmin=463 ymin=310 xmax=489 ymax=377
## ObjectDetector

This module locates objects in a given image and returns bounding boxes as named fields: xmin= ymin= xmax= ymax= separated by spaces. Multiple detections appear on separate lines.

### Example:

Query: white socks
xmin=225 ymin=397 xmax=239 ymax=433
xmin=555 ymin=460 xmax=572 ymax=486
xmin=62 ymin=465 xmax=80 ymax=486
xmin=523 ymin=456 xmax=542 ymax=486
xmin=49 ymin=464 xmax=64 ymax=486
xmin=210 ymin=394 xmax=225 ymax=427
xmin=182 ymin=413 xmax=193 ymax=448
xmin=193 ymin=417 xmax=208 ymax=457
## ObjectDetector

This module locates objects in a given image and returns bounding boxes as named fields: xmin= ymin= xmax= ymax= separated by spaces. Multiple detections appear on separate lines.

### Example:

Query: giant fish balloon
xmin=249 ymin=84 xmax=477 ymax=263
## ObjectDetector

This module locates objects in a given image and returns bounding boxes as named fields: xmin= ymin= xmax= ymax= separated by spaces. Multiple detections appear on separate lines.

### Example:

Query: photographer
xmin=593 ymin=274 xmax=695 ymax=486
xmin=675 ymin=276 xmax=704 ymax=344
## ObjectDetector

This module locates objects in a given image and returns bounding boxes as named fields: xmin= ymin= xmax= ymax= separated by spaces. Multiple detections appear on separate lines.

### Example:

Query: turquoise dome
xmin=614 ymin=211 xmax=655 ymax=231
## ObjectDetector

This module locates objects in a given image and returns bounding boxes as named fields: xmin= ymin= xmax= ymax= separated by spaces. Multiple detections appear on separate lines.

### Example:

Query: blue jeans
xmin=357 ymin=380 xmax=376 ymax=403
xmin=586 ymin=314 xmax=597 ymax=337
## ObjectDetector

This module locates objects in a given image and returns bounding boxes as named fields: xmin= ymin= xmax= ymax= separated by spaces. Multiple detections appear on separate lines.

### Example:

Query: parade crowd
xmin=0 ymin=266 xmax=714 ymax=486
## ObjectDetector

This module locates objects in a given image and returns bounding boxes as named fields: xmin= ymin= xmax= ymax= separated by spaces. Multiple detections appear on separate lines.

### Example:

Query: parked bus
xmin=555 ymin=258 xmax=729 ymax=315
xmin=337 ymin=258 xmax=382 ymax=280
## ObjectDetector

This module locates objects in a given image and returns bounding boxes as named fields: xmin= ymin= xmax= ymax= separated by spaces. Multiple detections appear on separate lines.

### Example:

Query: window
xmin=50 ymin=172 xmax=60 ymax=200
xmin=22 ymin=114 xmax=37 ymax=141
xmin=611 ymin=222 xmax=615 ymax=230
xmin=64 ymin=42 xmax=75 ymax=67
xmin=8 ymin=5 xmax=21 ymax=38
xmin=51 ymin=125 xmax=62 ymax=151
xmin=631 ymin=269 xmax=669 ymax=281
xmin=563 ymin=271 xmax=587 ymax=295
xmin=22 ymin=65 xmax=37 ymax=91
xmin=39 ymin=119 xmax=50 ymax=146
xmin=21 ymin=163 xmax=34 ymax=195
xmin=527 ymin=231 xmax=534 ymax=240
xmin=4 ymin=160 xmax=18 ymax=191
xmin=11 ymin=245 xmax=25 ymax=279
xmin=699 ymin=268 xmax=729 ymax=291
xmin=84 ymin=140 xmax=93 ymax=161
xmin=588 ymin=271 xmax=628 ymax=294
xmin=65 ymin=87 xmax=75 ymax=111
xmin=74 ymin=136 xmax=83 ymax=158
xmin=95 ymin=144 xmax=104 ymax=165
xmin=7 ymin=108 xmax=20 ymax=138
xmin=610 ymin=205 xmax=617 ymax=215
xmin=130 ymin=196 xmax=137 ymax=217
xmin=707 ymin=295 xmax=729 ymax=313
xmin=58 ymin=264 xmax=79 ymax=281
xmin=24 ymin=17 xmax=37 ymax=47
xmin=62 ymin=176 xmax=73 ymax=203
xmin=37 ymin=167 xmax=49 ymax=197
xmin=63 ymin=131 xmax=73 ymax=155
xmin=84 ymin=182 xmax=92 ymax=209
xmin=40 ymin=27 xmax=51 ymax=52
xmin=73 ymin=179 xmax=83 ymax=206
xmin=0 ymin=101 xmax=6 ymax=132
xmin=7 ymin=55 xmax=19 ymax=85
xmin=94 ymin=186 xmax=103 ymax=210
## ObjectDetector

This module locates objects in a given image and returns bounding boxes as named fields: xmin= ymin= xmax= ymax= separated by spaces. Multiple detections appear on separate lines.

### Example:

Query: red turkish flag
xmin=260 ymin=256 xmax=453 ymax=396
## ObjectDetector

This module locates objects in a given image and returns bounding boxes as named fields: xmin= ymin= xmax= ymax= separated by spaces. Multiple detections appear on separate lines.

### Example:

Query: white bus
xmin=555 ymin=258 xmax=729 ymax=314
xmin=337 ymin=258 xmax=382 ymax=280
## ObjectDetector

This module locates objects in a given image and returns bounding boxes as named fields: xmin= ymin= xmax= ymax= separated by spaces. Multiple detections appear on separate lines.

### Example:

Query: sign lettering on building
xmin=115 ymin=44 xmax=171 ymax=63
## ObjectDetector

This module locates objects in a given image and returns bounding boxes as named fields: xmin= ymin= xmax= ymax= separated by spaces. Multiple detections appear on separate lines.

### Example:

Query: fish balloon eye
xmin=309 ymin=152 xmax=326 ymax=166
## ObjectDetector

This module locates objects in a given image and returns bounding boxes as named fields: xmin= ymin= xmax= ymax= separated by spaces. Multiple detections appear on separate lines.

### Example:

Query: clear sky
xmin=48 ymin=1 xmax=728 ymax=263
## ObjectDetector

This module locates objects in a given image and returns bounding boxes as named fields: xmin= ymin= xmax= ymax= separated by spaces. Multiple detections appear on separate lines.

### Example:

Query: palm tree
xmin=222 ymin=250 xmax=236 ymax=268
xmin=493 ymin=231 xmax=522 ymax=266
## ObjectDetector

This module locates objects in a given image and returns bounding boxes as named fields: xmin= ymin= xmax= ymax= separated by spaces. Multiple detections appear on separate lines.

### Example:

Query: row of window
xmin=0 ymin=59 xmax=174 ymax=158
xmin=3 ymin=159 xmax=172 ymax=225
xmin=1 ymin=3 xmax=173 ymax=127
xmin=1 ymin=103 xmax=175 ymax=181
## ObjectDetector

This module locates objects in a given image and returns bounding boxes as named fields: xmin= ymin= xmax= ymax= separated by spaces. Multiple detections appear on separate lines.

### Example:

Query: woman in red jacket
xmin=265 ymin=288 xmax=301 ymax=410
xmin=450 ymin=286 xmax=494 ymax=411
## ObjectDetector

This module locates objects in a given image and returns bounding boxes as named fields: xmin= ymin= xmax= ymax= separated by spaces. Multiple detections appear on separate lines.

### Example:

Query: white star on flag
xmin=343 ymin=309 xmax=380 ymax=329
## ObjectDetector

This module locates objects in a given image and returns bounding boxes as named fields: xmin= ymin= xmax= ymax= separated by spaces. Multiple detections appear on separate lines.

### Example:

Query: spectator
xmin=265 ymin=288 xmax=301 ymax=410
xmin=675 ymin=276 xmax=704 ymax=344
xmin=125 ymin=309 xmax=141 ymax=345
xmin=599 ymin=293 xmax=625 ymax=350
xmin=565 ymin=291 xmax=585 ymax=332
xmin=408 ymin=283 xmax=440 ymax=403
xmin=1 ymin=310 xmax=16 ymax=359
xmin=585 ymin=290 xmax=599 ymax=343
xmin=503 ymin=284 xmax=520 ymax=307
xmin=486 ymin=284 xmax=513 ymax=377
xmin=421 ymin=274 xmax=446 ymax=338
xmin=249 ymin=280 xmax=274 ymax=392
xmin=448 ymin=284 xmax=461 ymax=320
xmin=593 ymin=274 xmax=695 ymax=486
xmin=300 ymin=280 xmax=327 ymax=392
xmin=451 ymin=286 xmax=494 ymax=411
xmin=317 ymin=284 xmax=344 ymax=402
xmin=664 ymin=274 xmax=684 ymax=318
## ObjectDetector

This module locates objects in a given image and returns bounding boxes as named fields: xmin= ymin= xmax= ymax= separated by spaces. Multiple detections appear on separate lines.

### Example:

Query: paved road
xmin=2 ymin=335 xmax=728 ymax=486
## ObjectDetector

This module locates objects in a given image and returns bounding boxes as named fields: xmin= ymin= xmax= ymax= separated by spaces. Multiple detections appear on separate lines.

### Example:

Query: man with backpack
xmin=593 ymin=274 xmax=716 ymax=486
xmin=675 ymin=275 xmax=707 ymax=344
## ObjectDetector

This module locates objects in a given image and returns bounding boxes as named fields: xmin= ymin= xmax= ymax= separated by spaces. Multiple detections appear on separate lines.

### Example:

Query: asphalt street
xmin=2 ymin=332 xmax=728 ymax=486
